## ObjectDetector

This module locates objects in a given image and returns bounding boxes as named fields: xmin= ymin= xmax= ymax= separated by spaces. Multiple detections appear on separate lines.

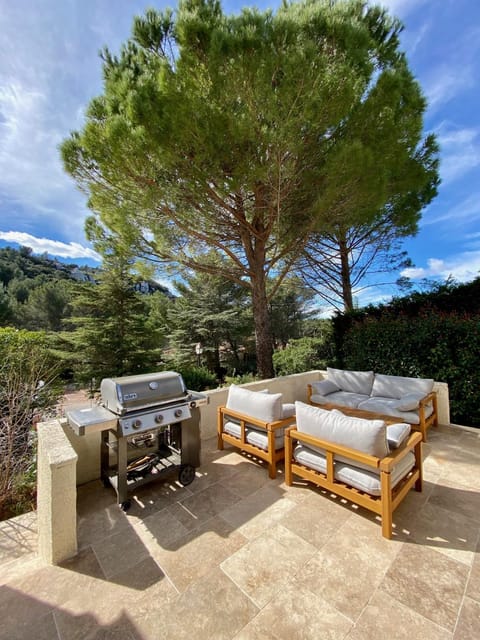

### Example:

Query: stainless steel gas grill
xmin=67 ymin=371 xmax=208 ymax=511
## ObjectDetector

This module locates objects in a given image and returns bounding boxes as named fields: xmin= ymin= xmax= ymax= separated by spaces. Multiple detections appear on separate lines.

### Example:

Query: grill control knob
xmin=154 ymin=414 xmax=164 ymax=424
xmin=174 ymin=408 xmax=183 ymax=418
xmin=132 ymin=419 xmax=142 ymax=430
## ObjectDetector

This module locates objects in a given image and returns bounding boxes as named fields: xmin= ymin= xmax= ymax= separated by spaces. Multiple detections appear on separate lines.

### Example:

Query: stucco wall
xmin=37 ymin=420 xmax=78 ymax=564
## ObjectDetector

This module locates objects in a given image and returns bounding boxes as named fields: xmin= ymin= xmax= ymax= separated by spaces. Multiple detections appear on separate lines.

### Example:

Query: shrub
xmin=175 ymin=365 xmax=218 ymax=391
xmin=273 ymin=337 xmax=334 ymax=376
xmin=0 ymin=327 xmax=62 ymax=520
xmin=224 ymin=373 xmax=259 ymax=386
xmin=339 ymin=313 xmax=480 ymax=427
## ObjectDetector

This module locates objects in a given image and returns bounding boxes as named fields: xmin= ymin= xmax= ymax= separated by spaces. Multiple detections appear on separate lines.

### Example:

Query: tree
xmin=299 ymin=220 xmax=414 ymax=313
xmin=61 ymin=0 xmax=439 ymax=378
xmin=298 ymin=161 xmax=438 ymax=312
xmin=167 ymin=265 xmax=253 ymax=377
xmin=19 ymin=280 xmax=73 ymax=331
xmin=269 ymin=277 xmax=316 ymax=348
xmin=64 ymin=245 xmax=165 ymax=385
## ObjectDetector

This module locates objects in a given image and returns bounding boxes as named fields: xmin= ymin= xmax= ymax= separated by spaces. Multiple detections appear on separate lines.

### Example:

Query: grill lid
xmin=101 ymin=371 xmax=188 ymax=415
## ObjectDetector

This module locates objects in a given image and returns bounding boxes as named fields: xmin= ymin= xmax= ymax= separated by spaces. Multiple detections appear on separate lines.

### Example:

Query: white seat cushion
xmin=311 ymin=390 xmax=369 ymax=408
xmin=294 ymin=444 xmax=415 ymax=497
xmin=357 ymin=397 xmax=433 ymax=425
xmin=224 ymin=421 xmax=284 ymax=451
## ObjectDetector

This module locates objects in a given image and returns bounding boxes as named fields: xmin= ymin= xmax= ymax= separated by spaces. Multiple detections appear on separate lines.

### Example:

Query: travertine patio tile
xmin=190 ymin=460 xmax=240 ymax=491
xmin=223 ymin=462 xmax=274 ymax=498
xmin=133 ymin=507 xmax=190 ymax=551
xmin=381 ymin=544 xmax=469 ymax=631
xmin=279 ymin=490 xmax=353 ymax=549
xmin=166 ymin=482 xmax=241 ymax=531
xmin=347 ymin=590 xmax=452 ymax=640
xmin=299 ymin=516 xmax=401 ymax=621
xmin=123 ymin=479 xmax=194 ymax=522
xmin=1 ymin=611 xmax=59 ymax=640
xmin=466 ymin=538 xmax=480 ymax=602
xmin=132 ymin=566 xmax=258 ymax=640
xmin=454 ymin=596 xmax=480 ymax=639
xmin=220 ymin=523 xmax=316 ymax=608
xmin=219 ymin=483 xmax=297 ymax=540
xmin=77 ymin=483 xmax=131 ymax=549
xmin=91 ymin=527 xmax=152 ymax=579
xmin=427 ymin=477 xmax=480 ymax=524
xmin=233 ymin=578 xmax=352 ymax=640
xmin=146 ymin=514 xmax=247 ymax=593
xmin=0 ymin=585 xmax=55 ymax=640
xmin=276 ymin=477 xmax=319 ymax=504
xmin=0 ymin=553 xmax=42 ymax=586
xmin=54 ymin=608 xmax=140 ymax=640
xmin=5 ymin=547 xmax=105 ymax=608
xmin=0 ymin=511 xmax=37 ymax=563
xmin=397 ymin=502 xmax=479 ymax=565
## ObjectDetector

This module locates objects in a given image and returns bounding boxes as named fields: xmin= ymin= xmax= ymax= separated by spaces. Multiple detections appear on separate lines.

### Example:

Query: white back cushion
xmin=226 ymin=385 xmax=283 ymax=423
xmin=372 ymin=373 xmax=434 ymax=399
xmin=327 ymin=368 xmax=374 ymax=396
xmin=295 ymin=401 xmax=389 ymax=458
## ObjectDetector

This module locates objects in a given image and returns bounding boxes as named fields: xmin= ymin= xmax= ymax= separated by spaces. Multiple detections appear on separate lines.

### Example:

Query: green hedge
xmin=273 ymin=337 xmax=333 ymax=376
xmin=339 ymin=313 xmax=480 ymax=427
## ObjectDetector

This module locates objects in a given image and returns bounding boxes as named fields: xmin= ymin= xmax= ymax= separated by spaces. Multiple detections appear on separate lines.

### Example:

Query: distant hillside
xmin=0 ymin=245 xmax=172 ymax=296
xmin=0 ymin=245 xmax=97 ymax=286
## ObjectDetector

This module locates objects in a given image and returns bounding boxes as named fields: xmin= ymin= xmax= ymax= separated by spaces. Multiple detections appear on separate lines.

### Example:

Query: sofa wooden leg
xmin=284 ymin=432 xmax=292 ymax=486
xmin=381 ymin=471 xmax=393 ymax=539
xmin=414 ymin=441 xmax=423 ymax=492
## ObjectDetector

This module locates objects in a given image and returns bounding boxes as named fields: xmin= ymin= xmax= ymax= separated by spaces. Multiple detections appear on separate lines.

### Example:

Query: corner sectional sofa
xmin=307 ymin=368 xmax=438 ymax=441
xmin=285 ymin=401 xmax=423 ymax=538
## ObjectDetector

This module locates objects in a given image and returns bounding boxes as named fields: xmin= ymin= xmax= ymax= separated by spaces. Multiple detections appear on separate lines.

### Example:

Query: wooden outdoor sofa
xmin=308 ymin=368 xmax=438 ymax=441
xmin=285 ymin=402 xmax=423 ymax=538
xmin=217 ymin=384 xmax=296 ymax=478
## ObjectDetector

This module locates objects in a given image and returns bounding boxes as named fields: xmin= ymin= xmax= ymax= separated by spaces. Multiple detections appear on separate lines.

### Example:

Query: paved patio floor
xmin=1 ymin=424 xmax=479 ymax=639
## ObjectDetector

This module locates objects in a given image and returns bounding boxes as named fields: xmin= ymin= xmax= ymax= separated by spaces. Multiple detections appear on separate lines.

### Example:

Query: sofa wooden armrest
xmin=307 ymin=383 xmax=437 ymax=442
xmin=285 ymin=425 xmax=422 ymax=539
xmin=217 ymin=406 xmax=295 ymax=479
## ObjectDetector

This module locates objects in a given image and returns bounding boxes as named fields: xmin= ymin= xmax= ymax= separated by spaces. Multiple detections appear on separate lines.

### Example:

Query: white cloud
xmin=401 ymin=254 xmax=480 ymax=282
xmin=435 ymin=125 xmax=480 ymax=184
xmin=0 ymin=231 xmax=101 ymax=261
xmin=422 ymin=193 xmax=480 ymax=227
xmin=424 ymin=65 xmax=475 ymax=111
xmin=378 ymin=0 xmax=430 ymax=17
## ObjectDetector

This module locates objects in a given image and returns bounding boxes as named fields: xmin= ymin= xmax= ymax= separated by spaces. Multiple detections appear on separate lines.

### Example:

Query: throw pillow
xmin=311 ymin=379 xmax=340 ymax=396
xmin=386 ymin=423 xmax=411 ymax=448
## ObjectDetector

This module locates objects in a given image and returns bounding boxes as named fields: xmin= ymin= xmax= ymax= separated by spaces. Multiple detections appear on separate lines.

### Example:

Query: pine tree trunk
xmin=339 ymin=237 xmax=354 ymax=312
xmin=251 ymin=272 xmax=274 ymax=379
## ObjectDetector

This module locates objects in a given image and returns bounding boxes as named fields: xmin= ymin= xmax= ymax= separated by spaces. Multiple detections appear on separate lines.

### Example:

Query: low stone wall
xmin=37 ymin=419 xmax=78 ymax=564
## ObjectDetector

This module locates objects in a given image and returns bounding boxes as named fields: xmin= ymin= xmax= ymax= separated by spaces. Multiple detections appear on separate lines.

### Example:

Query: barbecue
xmin=67 ymin=371 xmax=208 ymax=511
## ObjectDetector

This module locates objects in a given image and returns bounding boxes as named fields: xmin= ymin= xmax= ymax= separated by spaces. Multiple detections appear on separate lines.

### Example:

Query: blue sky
xmin=0 ymin=0 xmax=479 ymax=304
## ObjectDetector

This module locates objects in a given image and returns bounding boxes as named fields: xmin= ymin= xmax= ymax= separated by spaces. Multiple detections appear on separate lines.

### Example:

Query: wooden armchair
xmin=285 ymin=402 xmax=423 ymax=538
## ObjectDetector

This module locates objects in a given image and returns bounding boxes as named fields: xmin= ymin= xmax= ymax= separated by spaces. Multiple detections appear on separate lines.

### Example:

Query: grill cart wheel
xmin=178 ymin=464 xmax=195 ymax=486
xmin=121 ymin=500 xmax=132 ymax=512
